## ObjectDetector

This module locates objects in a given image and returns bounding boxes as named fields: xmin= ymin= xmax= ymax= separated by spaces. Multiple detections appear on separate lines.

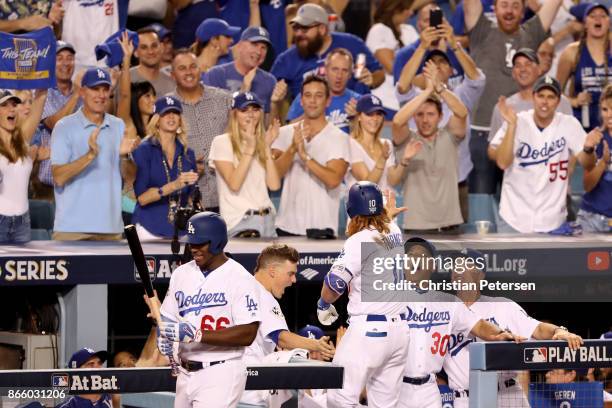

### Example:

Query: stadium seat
xmin=338 ymin=195 xmax=347 ymax=238
xmin=380 ymin=123 xmax=393 ymax=141
xmin=28 ymin=200 xmax=55 ymax=230
xmin=30 ymin=228 xmax=51 ymax=240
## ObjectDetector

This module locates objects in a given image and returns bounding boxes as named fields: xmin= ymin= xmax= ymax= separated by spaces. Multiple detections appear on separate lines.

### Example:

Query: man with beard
xmin=286 ymin=48 xmax=361 ymax=133
xmin=31 ymin=41 xmax=83 ymax=200
xmin=392 ymin=65 xmax=468 ymax=233
xmin=271 ymin=3 xmax=384 ymax=100
xmin=130 ymin=27 xmax=175 ymax=96
xmin=464 ymin=0 xmax=562 ymax=195
xmin=272 ymin=75 xmax=349 ymax=236
xmin=203 ymin=26 xmax=277 ymax=114
xmin=490 ymin=75 xmax=601 ymax=233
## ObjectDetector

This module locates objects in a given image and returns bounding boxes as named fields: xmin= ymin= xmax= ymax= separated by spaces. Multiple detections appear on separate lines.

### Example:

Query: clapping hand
xmin=265 ymin=118 xmax=280 ymax=147
xmin=497 ymin=96 xmax=517 ymax=126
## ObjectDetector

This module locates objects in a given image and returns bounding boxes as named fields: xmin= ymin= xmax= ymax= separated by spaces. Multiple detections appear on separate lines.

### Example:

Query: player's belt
xmin=453 ymin=379 xmax=516 ymax=397
xmin=402 ymin=374 xmax=431 ymax=385
xmin=180 ymin=359 xmax=226 ymax=372
xmin=245 ymin=207 xmax=272 ymax=216
xmin=454 ymin=389 xmax=469 ymax=398
xmin=365 ymin=313 xmax=407 ymax=322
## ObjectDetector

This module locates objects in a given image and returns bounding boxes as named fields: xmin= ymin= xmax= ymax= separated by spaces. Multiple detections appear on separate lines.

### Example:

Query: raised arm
xmin=393 ymin=75 xmax=435 ymax=142
xmin=424 ymin=61 xmax=467 ymax=138
xmin=493 ymin=96 xmax=517 ymax=170
xmin=396 ymin=27 xmax=438 ymax=95
xmin=20 ymin=89 xmax=47 ymax=143
xmin=440 ymin=22 xmax=479 ymax=80
xmin=537 ymin=0 xmax=563 ymax=32
xmin=583 ymin=142 xmax=610 ymax=192
xmin=463 ymin=0 xmax=483 ymax=32
xmin=575 ymin=128 xmax=602 ymax=171
xmin=117 ymin=32 xmax=135 ymax=125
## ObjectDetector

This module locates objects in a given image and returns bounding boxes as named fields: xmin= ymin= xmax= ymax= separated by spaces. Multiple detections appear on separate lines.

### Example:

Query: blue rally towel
xmin=95 ymin=29 xmax=138 ymax=68
xmin=0 ymin=27 xmax=56 ymax=90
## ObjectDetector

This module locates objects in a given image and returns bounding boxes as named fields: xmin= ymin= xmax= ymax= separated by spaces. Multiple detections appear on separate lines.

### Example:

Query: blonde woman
xmin=347 ymin=94 xmax=407 ymax=192
xmin=131 ymin=96 xmax=198 ymax=240
xmin=209 ymin=92 xmax=281 ymax=238
xmin=0 ymin=88 xmax=47 ymax=243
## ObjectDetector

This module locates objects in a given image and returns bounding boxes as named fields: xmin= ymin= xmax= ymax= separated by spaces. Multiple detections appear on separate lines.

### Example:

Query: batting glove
xmin=156 ymin=328 xmax=174 ymax=356
xmin=158 ymin=320 xmax=202 ymax=343
xmin=317 ymin=298 xmax=339 ymax=326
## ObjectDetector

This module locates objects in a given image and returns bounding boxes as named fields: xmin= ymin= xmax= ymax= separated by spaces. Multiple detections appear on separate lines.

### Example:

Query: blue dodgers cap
xmin=601 ymin=331 xmax=612 ymax=339
xmin=196 ymin=18 xmax=241 ymax=43
xmin=154 ymin=95 xmax=183 ymax=115
xmin=240 ymin=26 xmax=272 ymax=45
xmin=147 ymin=23 xmax=171 ymax=40
xmin=356 ymin=94 xmax=386 ymax=115
xmin=68 ymin=347 xmax=108 ymax=368
xmin=298 ymin=325 xmax=324 ymax=339
xmin=231 ymin=91 xmax=263 ymax=109
xmin=583 ymin=2 xmax=609 ymax=20
xmin=81 ymin=68 xmax=112 ymax=88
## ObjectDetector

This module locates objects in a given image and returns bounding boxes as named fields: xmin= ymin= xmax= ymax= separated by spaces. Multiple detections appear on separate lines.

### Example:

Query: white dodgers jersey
xmin=404 ymin=291 xmax=479 ymax=377
xmin=62 ymin=0 xmax=119 ymax=69
xmin=160 ymin=258 xmax=261 ymax=362
xmin=443 ymin=295 xmax=541 ymax=391
xmin=330 ymin=223 xmax=406 ymax=317
xmin=491 ymin=110 xmax=586 ymax=232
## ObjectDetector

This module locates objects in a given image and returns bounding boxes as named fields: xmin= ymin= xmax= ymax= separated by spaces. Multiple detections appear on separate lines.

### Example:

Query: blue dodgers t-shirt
xmin=202 ymin=62 xmax=277 ymax=112
xmin=219 ymin=0 xmax=289 ymax=56
xmin=392 ymin=40 xmax=465 ymax=91
xmin=271 ymin=32 xmax=383 ymax=99
xmin=286 ymin=89 xmax=361 ymax=133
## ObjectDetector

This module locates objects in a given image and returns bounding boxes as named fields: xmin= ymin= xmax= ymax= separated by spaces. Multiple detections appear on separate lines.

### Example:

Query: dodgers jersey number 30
xmin=160 ymin=258 xmax=261 ymax=362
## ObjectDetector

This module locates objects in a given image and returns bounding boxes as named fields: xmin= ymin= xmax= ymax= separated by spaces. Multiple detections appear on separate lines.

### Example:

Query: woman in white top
xmin=347 ymin=95 xmax=404 ymax=191
xmin=209 ymin=92 xmax=281 ymax=238
xmin=0 ymin=89 xmax=47 ymax=244
xmin=366 ymin=0 xmax=419 ymax=113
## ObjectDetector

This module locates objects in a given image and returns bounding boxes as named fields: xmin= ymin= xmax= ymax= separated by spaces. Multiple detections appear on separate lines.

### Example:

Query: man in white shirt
xmin=272 ymin=75 xmax=349 ymax=236
xmin=489 ymin=75 xmax=601 ymax=233
xmin=240 ymin=244 xmax=335 ymax=407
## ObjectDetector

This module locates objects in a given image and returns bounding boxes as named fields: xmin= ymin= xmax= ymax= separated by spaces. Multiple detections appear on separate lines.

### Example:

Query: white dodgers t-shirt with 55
xmin=272 ymin=121 xmax=349 ymax=235
xmin=209 ymin=133 xmax=275 ymax=229
xmin=490 ymin=110 xmax=585 ymax=232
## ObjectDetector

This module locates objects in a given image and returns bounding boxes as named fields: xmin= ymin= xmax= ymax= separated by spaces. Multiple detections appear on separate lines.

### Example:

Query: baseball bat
xmin=124 ymin=224 xmax=179 ymax=375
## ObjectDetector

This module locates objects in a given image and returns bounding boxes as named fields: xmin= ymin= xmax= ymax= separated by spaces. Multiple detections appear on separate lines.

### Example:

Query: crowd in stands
xmin=2 ymin=0 xmax=612 ymax=244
